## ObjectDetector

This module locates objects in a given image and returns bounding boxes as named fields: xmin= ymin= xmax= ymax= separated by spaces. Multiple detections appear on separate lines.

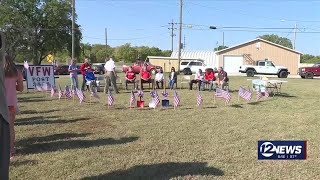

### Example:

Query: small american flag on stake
xmin=92 ymin=88 xmax=100 ymax=99
xmin=107 ymin=90 xmax=114 ymax=106
xmin=257 ymin=88 xmax=263 ymax=100
xmin=64 ymin=85 xmax=72 ymax=99
xmin=23 ymin=60 xmax=29 ymax=69
xmin=197 ymin=91 xmax=203 ymax=106
xmin=130 ymin=90 xmax=136 ymax=107
xmin=153 ymin=90 xmax=160 ymax=108
xmin=76 ymin=88 xmax=85 ymax=103
xmin=173 ymin=90 xmax=180 ymax=108
xmin=51 ymin=86 xmax=55 ymax=97
xmin=215 ymin=88 xmax=231 ymax=103
xmin=238 ymin=86 xmax=252 ymax=101
xmin=58 ymin=86 xmax=63 ymax=99
xmin=264 ymin=89 xmax=270 ymax=98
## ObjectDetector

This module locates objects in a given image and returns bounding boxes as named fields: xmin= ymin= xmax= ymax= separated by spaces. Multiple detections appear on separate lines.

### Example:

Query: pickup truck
xmin=239 ymin=60 xmax=290 ymax=78
xmin=180 ymin=60 xmax=216 ymax=75
xmin=298 ymin=63 xmax=320 ymax=79
xmin=122 ymin=59 xmax=161 ymax=74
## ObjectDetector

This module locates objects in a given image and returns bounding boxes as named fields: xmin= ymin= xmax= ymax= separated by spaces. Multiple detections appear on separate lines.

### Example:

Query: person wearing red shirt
xmin=140 ymin=66 xmax=152 ymax=90
xmin=80 ymin=57 xmax=92 ymax=91
xmin=125 ymin=66 xmax=137 ymax=90
xmin=202 ymin=69 xmax=216 ymax=91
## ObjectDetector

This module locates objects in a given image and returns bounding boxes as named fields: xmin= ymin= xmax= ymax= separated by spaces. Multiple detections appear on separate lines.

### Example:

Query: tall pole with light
xmin=178 ymin=0 xmax=183 ymax=73
xmin=71 ymin=0 xmax=75 ymax=60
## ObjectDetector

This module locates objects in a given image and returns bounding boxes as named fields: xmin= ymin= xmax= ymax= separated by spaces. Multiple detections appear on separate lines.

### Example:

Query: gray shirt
xmin=0 ymin=32 xmax=9 ymax=123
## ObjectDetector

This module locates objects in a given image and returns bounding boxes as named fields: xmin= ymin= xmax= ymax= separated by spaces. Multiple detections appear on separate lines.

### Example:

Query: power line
xmin=187 ymin=1 xmax=320 ymax=23
xmin=183 ymin=28 xmax=320 ymax=33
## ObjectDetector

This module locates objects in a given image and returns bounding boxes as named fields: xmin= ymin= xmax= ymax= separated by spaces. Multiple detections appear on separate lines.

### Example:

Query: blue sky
xmin=77 ymin=0 xmax=320 ymax=55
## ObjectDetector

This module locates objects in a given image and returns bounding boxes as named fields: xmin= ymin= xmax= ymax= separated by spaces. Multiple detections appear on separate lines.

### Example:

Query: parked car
xmin=298 ymin=62 xmax=320 ymax=79
xmin=180 ymin=60 xmax=215 ymax=75
xmin=15 ymin=64 xmax=27 ymax=79
xmin=239 ymin=60 xmax=290 ymax=78
xmin=54 ymin=65 xmax=69 ymax=75
xmin=92 ymin=63 xmax=105 ymax=74
xmin=122 ymin=58 xmax=161 ymax=74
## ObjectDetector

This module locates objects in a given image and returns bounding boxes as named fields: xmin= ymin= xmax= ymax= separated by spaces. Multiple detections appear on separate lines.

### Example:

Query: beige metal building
xmin=215 ymin=38 xmax=302 ymax=74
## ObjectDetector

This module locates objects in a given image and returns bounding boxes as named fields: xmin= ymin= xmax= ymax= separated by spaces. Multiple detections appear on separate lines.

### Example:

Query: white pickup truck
xmin=239 ymin=60 xmax=290 ymax=78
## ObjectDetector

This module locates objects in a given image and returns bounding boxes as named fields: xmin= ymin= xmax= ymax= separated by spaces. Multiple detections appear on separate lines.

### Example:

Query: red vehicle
xmin=54 ymin=65 xmax=69 ymax=75
xmin=298 ymin=62 xmax=320 ymax=79
xmin=122 ymin=58 xmax=161 ymax=74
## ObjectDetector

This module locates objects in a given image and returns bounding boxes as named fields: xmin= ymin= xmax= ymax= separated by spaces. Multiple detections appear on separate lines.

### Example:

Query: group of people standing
xmin=67 ymin=57 xmax=119 ymax=94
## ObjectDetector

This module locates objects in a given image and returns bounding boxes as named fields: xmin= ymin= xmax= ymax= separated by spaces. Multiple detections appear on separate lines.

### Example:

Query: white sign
xmin=26 ymin=65 xmax=55 ymax=89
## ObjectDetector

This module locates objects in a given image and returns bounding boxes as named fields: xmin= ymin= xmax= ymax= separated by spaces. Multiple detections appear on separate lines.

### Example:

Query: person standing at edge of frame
xmin=104 ymin=57 xmax=119 ymax=94
xmin=80 ymin=57 xmax=91 ymax=91
xmin=0 ymin=31 xmax=10 ymax=180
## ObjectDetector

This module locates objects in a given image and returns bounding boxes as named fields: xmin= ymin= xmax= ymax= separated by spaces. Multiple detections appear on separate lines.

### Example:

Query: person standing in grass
xmin=80 ymin=57 xmax=91 ymax=91
xmin=104 ymin=57 xmax=119 ymax=94
xmin=0 ymin=32 xmax=10 ymax=180
xmin=68 ymin=59 xmax=79 ymax=89
xmin=4 ymin=55 xmax=24 ymax=159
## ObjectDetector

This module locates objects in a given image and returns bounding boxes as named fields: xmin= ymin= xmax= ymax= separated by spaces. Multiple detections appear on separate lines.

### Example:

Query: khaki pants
xmin=0 ymin=115 xmax=10 ymax=180
xmin=105 ymin=71 xmax=119 ymax=93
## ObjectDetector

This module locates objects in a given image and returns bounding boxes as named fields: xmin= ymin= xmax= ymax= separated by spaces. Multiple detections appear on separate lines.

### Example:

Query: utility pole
xmin=71 ymin=0 xmax=75 ymax=60
xmin=168 ymin=19 xmax=176 ymax=52
xmin=105 ymin=28 xmax=108 ymax=59
xmin=178 ymin=0 xmax=183 ymax=73
xmin=293 ymin=23 xmax=297 ymax=50
xmin=183 ymin=35 xmax=186 ymax=49
xmin=222 ymin=32 xmax=224 ymax=47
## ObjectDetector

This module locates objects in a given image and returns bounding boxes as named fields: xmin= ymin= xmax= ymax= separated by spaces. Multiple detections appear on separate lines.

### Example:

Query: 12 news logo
xmin=258 ymin=140 xmax=307 ymax=160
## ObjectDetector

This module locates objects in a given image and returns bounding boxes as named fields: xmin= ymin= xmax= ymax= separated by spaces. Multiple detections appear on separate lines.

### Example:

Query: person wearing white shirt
xmin=155 ymin=69 xmax=164 ymax=89
xmin=168 ymin=67 xmax=177 ymax=90
xmin=189 ymin=69 xmax=203 ymax=90
xmin=104 ymin=57 xmax=119 ymax=94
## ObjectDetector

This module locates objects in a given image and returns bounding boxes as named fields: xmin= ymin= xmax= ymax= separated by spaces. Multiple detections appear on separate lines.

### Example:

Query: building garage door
xmin=223 ymin=55 xmax=244 ymax=73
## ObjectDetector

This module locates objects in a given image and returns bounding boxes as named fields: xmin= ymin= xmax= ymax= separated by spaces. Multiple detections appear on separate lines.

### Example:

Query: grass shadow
xmin=230 ymin=104 xmax=243 ymax=108
xmin=10 ymin=160 xmax=38 ymax=167
xmin=17 ymin=136 xmax=139 ymax=155
xmin=19 ymin=109 xmax=59 ymax=114
xmin=275 ymin=93 xmax=297 ymax=98
xmin=17 ymin=133 xmax=91 ymax=146
xmin=81 ymin=162 xmax=224 ymax=180
xmin=203 ymin=106 xmax=217 ymax=109
xmin=15 ymin=117 xmax=90 ymax=126
xmin=18 ymin=96 xmax=52 ymax=103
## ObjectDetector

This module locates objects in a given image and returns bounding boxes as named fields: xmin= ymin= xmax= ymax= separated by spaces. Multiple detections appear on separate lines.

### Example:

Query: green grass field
xmin=10 ymin=75 xmax=320 ymax=179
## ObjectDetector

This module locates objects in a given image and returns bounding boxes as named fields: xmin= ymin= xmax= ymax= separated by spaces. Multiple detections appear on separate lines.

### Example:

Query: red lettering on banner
xmin=29 ymin=67 xmax=35 ymax=76
xmin=36 ymin=67 xmax=41 ymax=76
xmin=42 ymin=67 xmax=51 ymax=76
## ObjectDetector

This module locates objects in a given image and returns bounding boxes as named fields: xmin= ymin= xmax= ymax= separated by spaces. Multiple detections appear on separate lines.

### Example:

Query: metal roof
xmin=170 ymin=50 xmax=215 ymax=65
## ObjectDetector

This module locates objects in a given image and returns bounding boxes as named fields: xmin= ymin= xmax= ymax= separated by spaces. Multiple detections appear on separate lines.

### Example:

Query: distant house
xmin=215 ymin=38 xmax=302 ymax=74
xmin=150 ymin=38 xmax=302 ymax=74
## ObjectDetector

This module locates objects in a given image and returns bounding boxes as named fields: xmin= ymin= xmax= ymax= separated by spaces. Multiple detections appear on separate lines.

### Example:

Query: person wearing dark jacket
xmin=168 ymin=67 xmax=177 ymax=90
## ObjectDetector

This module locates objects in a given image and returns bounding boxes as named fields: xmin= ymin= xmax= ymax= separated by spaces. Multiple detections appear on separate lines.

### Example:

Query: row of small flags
xmin=130 ymin=90 xmax=181 ymax=108
xmin=35 ymin=83 xmax=269 ymax=107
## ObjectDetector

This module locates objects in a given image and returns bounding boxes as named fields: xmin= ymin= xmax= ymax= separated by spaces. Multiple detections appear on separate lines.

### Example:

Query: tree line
xmin=0 ymin=1 xmax=318 ymax=65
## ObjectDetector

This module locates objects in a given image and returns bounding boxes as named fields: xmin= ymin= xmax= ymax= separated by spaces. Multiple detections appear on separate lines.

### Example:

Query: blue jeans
xmin=70 ymin=75 xmax=79 ymax=89
xmin=202 ymin=80 xmax=215 ymax=91
xmin=169 ymin=79 xmax=175 ymax=89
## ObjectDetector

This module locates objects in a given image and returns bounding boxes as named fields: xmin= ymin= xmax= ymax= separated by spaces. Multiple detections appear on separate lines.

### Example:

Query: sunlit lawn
xmin=9 ymin=74 xmax=320 ymax=179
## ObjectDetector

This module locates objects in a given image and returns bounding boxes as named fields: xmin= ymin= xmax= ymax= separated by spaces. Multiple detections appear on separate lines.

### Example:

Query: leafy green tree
xmin=258 ymin=34 xmax=293 ymax=49
xmin=301 ymin=54 xmax=320 ymax=63
xmin=214 ymin=45 xmax=228 ymax=51
xmin=0 ymin=0 xmax=82 ymax=64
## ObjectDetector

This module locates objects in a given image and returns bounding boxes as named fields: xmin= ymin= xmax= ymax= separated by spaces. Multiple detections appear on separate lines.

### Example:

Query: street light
xmin=209 ymin=26 xmax=217 ymax=29
xmin=280 ymin=20 xmax=297 ymax=50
